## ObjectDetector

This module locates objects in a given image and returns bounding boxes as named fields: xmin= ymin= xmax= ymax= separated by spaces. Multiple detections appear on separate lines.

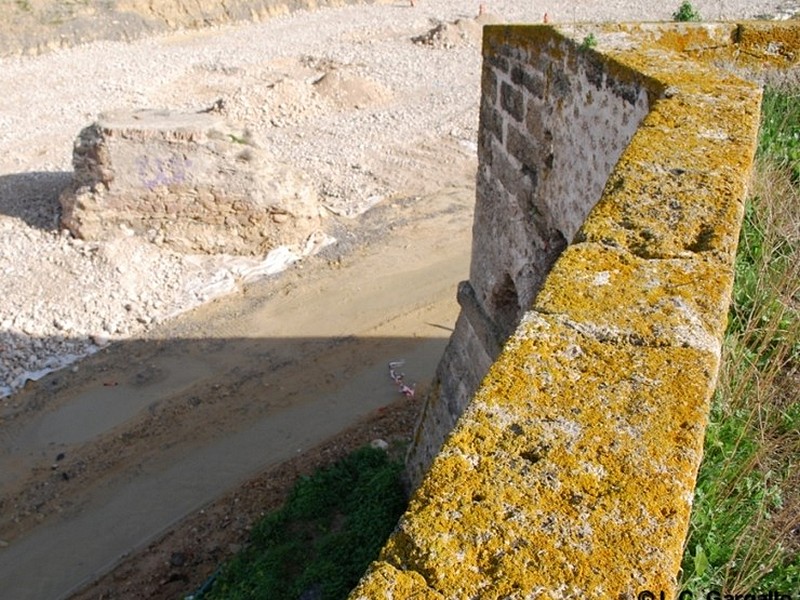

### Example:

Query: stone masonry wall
xmin=406 ymin=26 xmax=652 ymax=488
xmin=349 ymin=21 xmax=799 ymax=600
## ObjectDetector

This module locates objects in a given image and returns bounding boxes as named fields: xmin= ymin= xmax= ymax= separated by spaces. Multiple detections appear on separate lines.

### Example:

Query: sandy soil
xmin=68 ymin=392 xmax=425 ymax=600
xmin=0 ymin=173 xmax=475 ymax=599
xmin=0 ymin=1 xmax=797 ymax=598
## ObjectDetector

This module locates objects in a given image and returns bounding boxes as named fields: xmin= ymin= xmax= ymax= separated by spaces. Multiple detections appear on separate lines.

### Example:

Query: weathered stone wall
xmin=350 ymin=21 xmax=799 ymax=600
xmin=60 ymin=109 xmax=322 ymax=255
xmin=406 ymin=27 xmax=652 ymax=487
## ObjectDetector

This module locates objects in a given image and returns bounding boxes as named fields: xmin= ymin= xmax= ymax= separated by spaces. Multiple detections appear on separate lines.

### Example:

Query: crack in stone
xmin=532 ymin=307 xmax=712 ymax=351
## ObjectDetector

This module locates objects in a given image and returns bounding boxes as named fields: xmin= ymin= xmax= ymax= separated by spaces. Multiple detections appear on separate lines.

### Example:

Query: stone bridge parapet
xmin=349 ymin=21 xmax=799 ymax=599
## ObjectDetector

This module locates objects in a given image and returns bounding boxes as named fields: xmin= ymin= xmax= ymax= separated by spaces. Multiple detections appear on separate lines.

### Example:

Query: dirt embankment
xmin=0 ymin=0 xmax=376 ymax=57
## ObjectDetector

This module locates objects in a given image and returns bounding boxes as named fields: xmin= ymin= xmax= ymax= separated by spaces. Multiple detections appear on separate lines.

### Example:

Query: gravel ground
xmin=0 ymin=0 xmax=796 ymax=398
xmin=0 ymin=1 xmax=796 ymax=597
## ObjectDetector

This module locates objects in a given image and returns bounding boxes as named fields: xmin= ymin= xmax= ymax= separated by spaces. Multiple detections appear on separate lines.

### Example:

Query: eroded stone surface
xmin=59 ymin=108 xmax=322 ymax=255
xmin=384 ymin=314 xmax=718 ymax=599
xmin=353 ymin=21 xmax=792 ymax=600
xmin=406 ymin=22 xmax=652 ymax=489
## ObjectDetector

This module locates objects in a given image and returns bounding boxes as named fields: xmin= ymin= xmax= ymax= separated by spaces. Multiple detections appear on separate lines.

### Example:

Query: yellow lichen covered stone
xmin=534 ymin=243 xmax=734 ymax=353
xmin=379 ymin=315 xmax=717 ymax=599
xmin=350 ymin=561 xmax=445 ymax=599
xmin=348 ymin=20 xmax=795 ymax=600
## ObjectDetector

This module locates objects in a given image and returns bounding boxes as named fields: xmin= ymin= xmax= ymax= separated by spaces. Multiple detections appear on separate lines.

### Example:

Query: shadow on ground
xmin=0 ymin=329 xmax=447 ymax=600
xmin=0 ymin=171 xmax=71 ymax=231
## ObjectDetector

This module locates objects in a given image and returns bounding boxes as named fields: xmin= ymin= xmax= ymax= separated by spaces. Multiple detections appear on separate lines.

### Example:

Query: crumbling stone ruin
xmin=59 ymin=108 xmax=323 ymax=255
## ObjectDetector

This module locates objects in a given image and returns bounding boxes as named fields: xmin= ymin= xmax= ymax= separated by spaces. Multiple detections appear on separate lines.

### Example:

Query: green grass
xmin=198 ymin=446 xmax=407 ymax=600
xmin=680 ymin=86 xmax=800 ymax=595
xmin=758 ymin=86 xmax=800 ymax=184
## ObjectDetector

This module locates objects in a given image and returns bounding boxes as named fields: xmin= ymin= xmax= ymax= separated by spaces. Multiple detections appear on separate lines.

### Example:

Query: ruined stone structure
xmin=350 ymin=22 xmax=799 ymax=599
xmin=60 ymin=109 xmax=322 ymax=255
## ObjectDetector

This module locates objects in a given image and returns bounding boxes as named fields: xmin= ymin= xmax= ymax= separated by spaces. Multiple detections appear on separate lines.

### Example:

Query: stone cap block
xmin=378 ymin=312 xmax=718 ymax=598
xmin=534 ymin=243 xmax=733 ymax=354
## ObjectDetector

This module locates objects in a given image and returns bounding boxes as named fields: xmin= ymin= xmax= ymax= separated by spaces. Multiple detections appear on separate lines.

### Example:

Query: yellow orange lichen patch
xmin=374 ymin=314 xmax=717 ymax=599
xmin=626 ymin=22 xmax=733 ymax=54
xmin=534 ymin=243 xmax=734 ymax=353
xmin=350 ymin=561 xmax=445 ymax=600
xmin=567 ymin=21 xmax=800 ymax=72
xmin=735 ymin=21 xmax=800 ymax=62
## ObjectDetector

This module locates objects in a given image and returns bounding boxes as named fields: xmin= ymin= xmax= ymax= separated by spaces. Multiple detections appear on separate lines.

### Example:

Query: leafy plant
xmin=673 ymin=1 xmax=702 ymax=22
xmin=578 ymin=33 xmax=597 ymax=51
xmin=200 ymin=446 xmax=407 ymax=600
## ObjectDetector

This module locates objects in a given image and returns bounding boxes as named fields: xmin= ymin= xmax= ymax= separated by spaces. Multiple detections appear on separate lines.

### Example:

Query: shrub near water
xmin=680 ymin=86 xmax=800 ymax=594
xmin=202 ymin=447 xmax=406 ymax=600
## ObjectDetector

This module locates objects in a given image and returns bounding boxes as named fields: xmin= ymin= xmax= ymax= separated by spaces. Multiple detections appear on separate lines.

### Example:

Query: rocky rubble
xmin=411 ymin=13 xmax=503 ymax=49
xmin=0 ymin=233 xmax=197 ymax=397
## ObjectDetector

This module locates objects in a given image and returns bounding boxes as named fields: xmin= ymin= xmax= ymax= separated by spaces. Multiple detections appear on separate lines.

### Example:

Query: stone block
xmin=478 ymin=100 xmax=503 ymax=146
xmin=59 ymin=109 xmax=322 ymax=255
xmin=499 ymin=81 xmax=524 ymax=122
xmin=486 ymin=54 xmax=509 ymax=73
xmin=506 ymin=122 xmax=541 ymax=171
xmin=510 ymin=63 xmax=545 ymax=99
xmin=483 ymin=66 xmax=498 ymax=106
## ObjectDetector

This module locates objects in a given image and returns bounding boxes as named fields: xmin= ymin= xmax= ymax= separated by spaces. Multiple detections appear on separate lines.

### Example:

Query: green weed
xmin=673 ymin=1 xmax=702 ymax=22
xmin=200 ymin=446 xmax=407 ymax=600
xmin=680 ymin=86 xmax=800 ymax=595
xmin=578 ymin=33 xmax=597 ymax=51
